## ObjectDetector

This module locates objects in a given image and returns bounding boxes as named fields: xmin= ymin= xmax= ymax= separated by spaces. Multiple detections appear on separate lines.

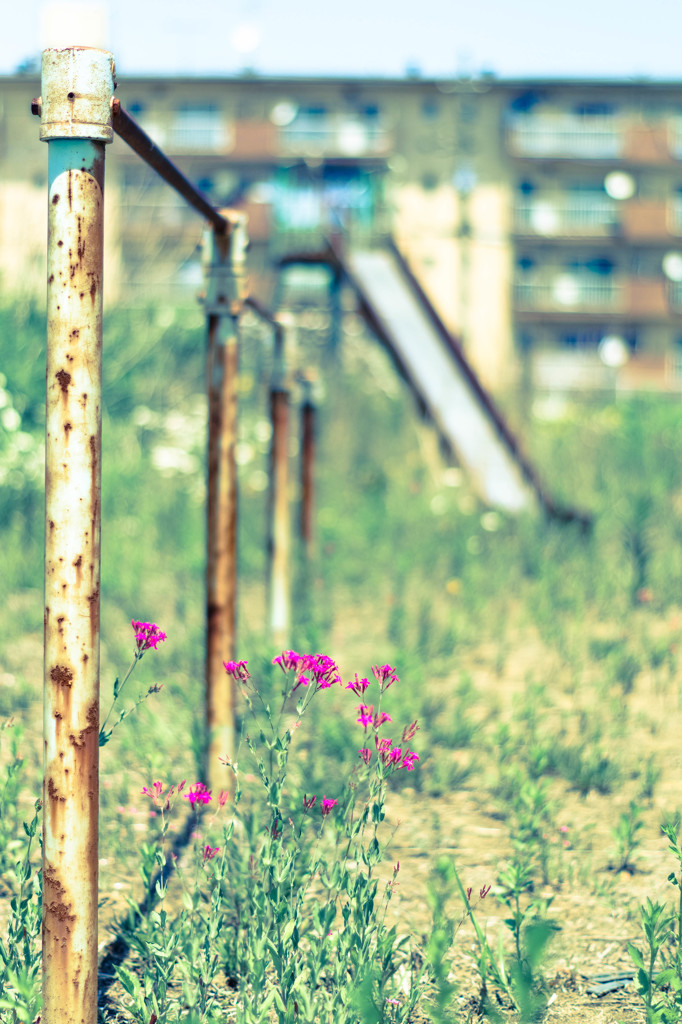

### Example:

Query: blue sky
xmin=2 ymin=0 xmax=680 ymax=80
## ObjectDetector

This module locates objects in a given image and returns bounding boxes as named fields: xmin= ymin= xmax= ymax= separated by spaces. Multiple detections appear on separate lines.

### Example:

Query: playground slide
xmin=340 ymin=242 xmax=563 ymax=517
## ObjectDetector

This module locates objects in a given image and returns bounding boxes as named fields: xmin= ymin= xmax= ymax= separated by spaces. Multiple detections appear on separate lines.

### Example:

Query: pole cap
xmin=40 ymin=47 xmax=116 ymax=143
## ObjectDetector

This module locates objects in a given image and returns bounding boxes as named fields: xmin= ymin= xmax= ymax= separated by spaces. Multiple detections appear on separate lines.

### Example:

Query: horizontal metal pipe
xmin=112 ymin=105 xmax=228 ymax=233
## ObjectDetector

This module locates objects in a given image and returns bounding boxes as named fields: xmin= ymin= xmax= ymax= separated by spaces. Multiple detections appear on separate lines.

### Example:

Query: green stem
xmin=100 ymin=652 xmax=139 ymax=738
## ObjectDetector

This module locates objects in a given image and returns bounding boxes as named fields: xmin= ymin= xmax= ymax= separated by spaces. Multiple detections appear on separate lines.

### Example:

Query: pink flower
xmin=400 ymin=751 xmax=419 ymax=771
xmin=141 ymin=780 xmax=164 ymax=805
xmin=307 ymin=654 xmax=341 ymax=689
xmin=203 ymin=844 xmax=221 ymax=862
xmin=223 ymin=659 xmax=250 ymax=681
xmin=273 ymin=650 xmax=303 ymax=673
xmin=183 ymin=783 xmax=212 ymax=806
xmin=273 ymin=651 xmax=341 ymax=690
xmin=371 ymin=664 xmax=398 ymax=689
xmin=218 ymin=790 xmax=230 ymax=808
xmin=321 ymin=796 xmax=338 ymax=817
xmin=131 ymin=620 xmax=167 ymax=653
xmin=402 ymin=721 xmax=419 ymax=742
xmin=374 ymin=711 xmax=392 ymax=728
xmin=356 ymin=704 xmax=374 ymax=729
xmin=302 ymin=794 xmax=317 ymax=812
xmin=346 ymin=674 xmax=371 ymax=696
xmin=359 ymin=748 xmax=372 ymax=764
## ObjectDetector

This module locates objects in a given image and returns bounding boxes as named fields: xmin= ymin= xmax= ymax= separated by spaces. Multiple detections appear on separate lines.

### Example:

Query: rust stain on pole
xmin=39 ymin=46 xmax=114 ymax=1024
xmin=203 ymin=214 xmax=247 ymax=789
xmin=267 ymin=316 xmax=293 ymax=650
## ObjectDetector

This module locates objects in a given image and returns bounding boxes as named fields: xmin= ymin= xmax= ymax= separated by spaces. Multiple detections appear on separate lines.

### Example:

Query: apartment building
xmin=2 ymin=71 xmax=682 ymax=393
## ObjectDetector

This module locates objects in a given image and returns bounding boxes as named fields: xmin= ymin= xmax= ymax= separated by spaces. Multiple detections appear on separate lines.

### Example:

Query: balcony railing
xmin=532 ymin=350 xmax=616 ymax=390
xmin=123 ymin=115 xmax=233 ymax=153
xmin=514 ymin=195 xmax=618 ymax=236
xmin=532 ymin=350 xmax=682 ymax=392
xmin=280 ymin=116 xmax=392 ymax=158
xmin=515 ymin=274 xmax=624 ymax=311
xmin=507 ymin=113 xmax=624 ymax=159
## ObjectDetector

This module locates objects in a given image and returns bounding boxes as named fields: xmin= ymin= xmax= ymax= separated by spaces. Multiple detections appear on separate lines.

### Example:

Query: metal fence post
xmin=203 ymin=213 xmax=247 ymax=788
xmin=38 ymin=46 xmax=114 ymax=1024
xmin=267 ymin=314 xmax=293 ymax=650
xmin=299 ymin=370 xmax=317 ymax=559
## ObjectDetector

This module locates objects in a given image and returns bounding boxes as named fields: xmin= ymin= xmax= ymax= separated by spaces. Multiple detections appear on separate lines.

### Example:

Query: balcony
xmin=515 ymin=273 xmax=677 ymax=317
xmin=123 ymin=110 xmax=234 ymax=154
xmin=515 ymin=273 xmax=624 ymax=313
xmin=279 ymin=115 xmax=392 ymax=159
xmin=514 ymin=195 xmax=618 ymax=237
xmin=532 ymin=350 xmax=682 ymax=393
xmin=506 ymin=112 xmax=624 ymax=159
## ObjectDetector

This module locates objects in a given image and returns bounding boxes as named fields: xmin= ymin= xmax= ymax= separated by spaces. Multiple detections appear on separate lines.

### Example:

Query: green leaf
xmin=637 ymin=966 xmax=650 ymax=995
xmin=628 ymin=943 xmax=646 ymax=971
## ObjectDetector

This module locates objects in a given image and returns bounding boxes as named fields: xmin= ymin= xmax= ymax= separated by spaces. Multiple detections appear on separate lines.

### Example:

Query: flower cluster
xmin=346 ymin=674 xmax=371 ymax=696
xmin=356 ymin=704 xmax=392 ymax=730
xmin=132 ymin=620 xmax=167 ymax=653
xmin=223 ymin=659 xmax=251 ymax=681
xmin=375 ymin=737 xmax=419 ymax=771
xmin=142 ymin=779 xmax=229 ymax=810
xmin=272 ymin=651 xmax=342 ymax=691
xmin=302 ymin=794 xmax=338 ymax=817
xmin=141 ymin=779 xmax=187 ymax=812
xmin=371 ymin=664 xmax=398 ymax=690
xmin=351 ymin=663 xmax=419 ymax=774
xmin=184 ymin=783 xmax=212 ymax=806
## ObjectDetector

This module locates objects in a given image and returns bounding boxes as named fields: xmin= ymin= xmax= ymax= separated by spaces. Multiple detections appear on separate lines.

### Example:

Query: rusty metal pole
xmin=299 ymin=371 xmax=317 ymax=560
xmin=38 ymin=47 xmax=114 ymax=1024
xmin=203 ymin=213 xmax=247 ymax=788
xmin=267 ymin=315 xmax=293 ymax=650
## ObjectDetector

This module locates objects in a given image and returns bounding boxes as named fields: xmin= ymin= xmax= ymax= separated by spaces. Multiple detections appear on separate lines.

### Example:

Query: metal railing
xmin=506 ymin=112 xmax=624 ymax=159
xmin=32 ymin=46 xmax=307 ymax=1024
xmin=514 ymin=275 xmax=624 ymax=311
xmin=280 ymin=114 xmax=392 ymax=157
xmin=514 ymin=195 xmax=619 ymax=235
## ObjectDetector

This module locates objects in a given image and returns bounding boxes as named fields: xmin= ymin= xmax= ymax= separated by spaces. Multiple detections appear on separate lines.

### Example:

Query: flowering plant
xmin=99 ymin=619 xmax=166 ymax=747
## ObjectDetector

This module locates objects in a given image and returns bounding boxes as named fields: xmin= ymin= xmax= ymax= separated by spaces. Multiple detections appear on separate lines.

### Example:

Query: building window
xmin=422 ymin=99 xmax=440 ymax=120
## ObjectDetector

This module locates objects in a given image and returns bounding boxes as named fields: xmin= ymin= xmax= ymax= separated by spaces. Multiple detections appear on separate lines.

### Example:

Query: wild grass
xmin=2 ymin=295 xmax=682 ymax=1019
